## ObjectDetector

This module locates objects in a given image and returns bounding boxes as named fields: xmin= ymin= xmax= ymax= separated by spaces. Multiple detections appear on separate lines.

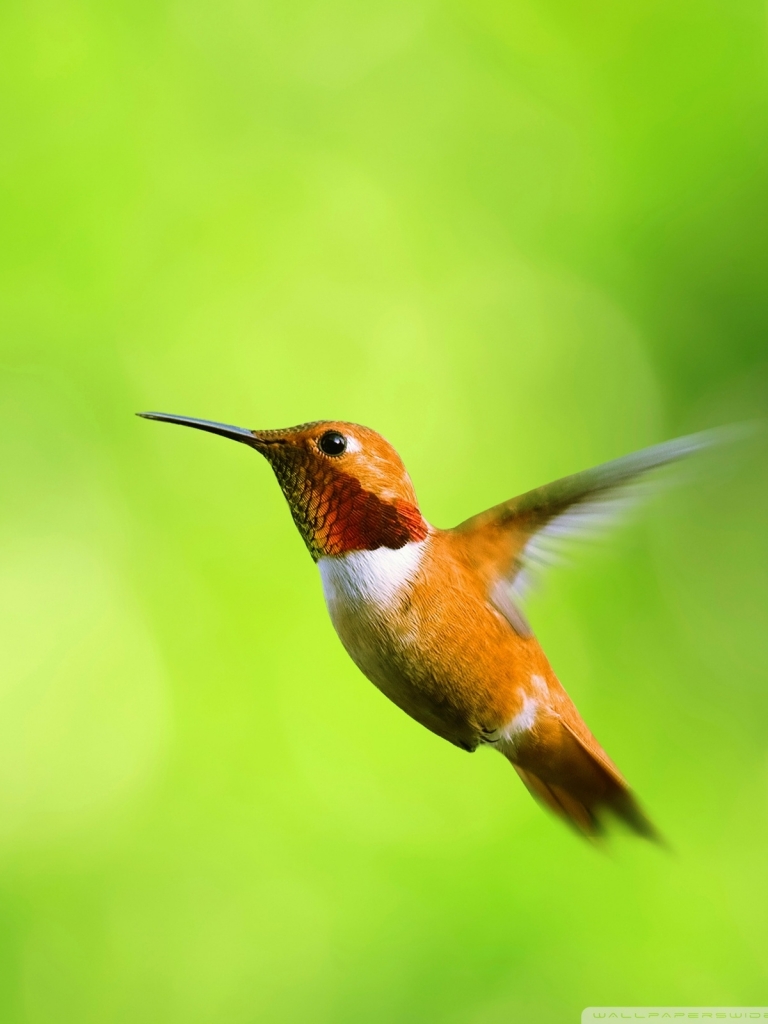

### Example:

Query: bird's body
xmin=318 ymin=525 xmax=647 ymax=839
xmin=319 ymin=534 xmax=540 ymax=752
xmin=139 ymin=411 xmax=726 ymax=840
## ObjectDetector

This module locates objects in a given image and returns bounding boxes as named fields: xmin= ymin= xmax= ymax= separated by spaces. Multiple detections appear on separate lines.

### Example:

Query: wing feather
xmin=454 ymin=425 xmax=748 ymax=634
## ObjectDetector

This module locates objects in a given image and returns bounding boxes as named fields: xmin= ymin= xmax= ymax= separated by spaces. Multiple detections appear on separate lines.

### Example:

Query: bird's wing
xmin=452 ymin=427 xmax=737 ymax=637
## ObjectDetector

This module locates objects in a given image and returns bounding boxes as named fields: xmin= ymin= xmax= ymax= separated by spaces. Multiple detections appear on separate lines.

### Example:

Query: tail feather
xmin=513 ymin=766 xmax=599 ymax=836
xmin=506 ymin=715 xmax=663 ymax=843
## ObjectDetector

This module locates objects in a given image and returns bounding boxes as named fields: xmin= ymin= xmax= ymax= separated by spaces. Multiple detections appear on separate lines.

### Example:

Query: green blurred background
xmin=2 ymin=0 xmax=768 ymax=1020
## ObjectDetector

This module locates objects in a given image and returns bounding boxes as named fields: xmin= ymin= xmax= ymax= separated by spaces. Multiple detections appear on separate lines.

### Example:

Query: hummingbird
xmin=139 ymin=411 xmax=725 ymax=841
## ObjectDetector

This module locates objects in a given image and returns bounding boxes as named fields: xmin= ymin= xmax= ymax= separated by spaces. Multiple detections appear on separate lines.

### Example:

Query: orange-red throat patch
xmin=266 ymin=455 xmax=428 ymax=560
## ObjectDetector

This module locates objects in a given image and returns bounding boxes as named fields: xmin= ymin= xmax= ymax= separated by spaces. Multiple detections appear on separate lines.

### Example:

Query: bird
xmin=138 ymin=410 xmax=730 ymax=841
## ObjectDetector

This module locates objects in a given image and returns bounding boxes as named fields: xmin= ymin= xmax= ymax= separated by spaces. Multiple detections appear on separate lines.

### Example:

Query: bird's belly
xmin=317 ymin=542 xmax=519 ymax=749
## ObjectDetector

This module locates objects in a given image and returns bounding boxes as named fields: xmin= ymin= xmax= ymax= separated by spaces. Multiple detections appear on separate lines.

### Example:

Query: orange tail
xmin=506 ymin=716 xmax=662 ymax=843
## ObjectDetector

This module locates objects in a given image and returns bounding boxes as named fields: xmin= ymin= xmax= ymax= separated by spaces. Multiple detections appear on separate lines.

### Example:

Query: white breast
xmin=318 ymin=540 xmax=427 ymax=615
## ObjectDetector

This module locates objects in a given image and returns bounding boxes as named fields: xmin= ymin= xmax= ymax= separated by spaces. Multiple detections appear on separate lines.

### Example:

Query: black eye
xmin=318 ymin=430 xmax=347 ymax=456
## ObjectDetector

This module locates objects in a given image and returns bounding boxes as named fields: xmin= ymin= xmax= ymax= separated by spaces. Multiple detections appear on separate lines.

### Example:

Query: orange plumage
xmin=139 ymin=410 xmax=729 ymax=842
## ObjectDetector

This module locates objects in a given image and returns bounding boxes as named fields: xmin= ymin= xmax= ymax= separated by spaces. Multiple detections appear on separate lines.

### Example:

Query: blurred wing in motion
xmin=453 ymin=427 xmax=744 ymax=637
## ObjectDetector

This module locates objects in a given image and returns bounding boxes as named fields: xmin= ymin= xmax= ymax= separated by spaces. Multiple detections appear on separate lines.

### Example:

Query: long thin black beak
xmin=137 ymin=411 xmax=257 ymax=445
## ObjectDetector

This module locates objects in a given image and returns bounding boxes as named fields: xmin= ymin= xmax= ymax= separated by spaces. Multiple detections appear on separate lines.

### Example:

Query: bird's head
xmin=139 ymin=412 xmax=428 ymax=560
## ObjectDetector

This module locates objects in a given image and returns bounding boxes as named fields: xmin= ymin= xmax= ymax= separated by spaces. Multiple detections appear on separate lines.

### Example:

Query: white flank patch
xmin=318 ymin=540 xmax=427 ymax=614
xmin=498 ymin=676 xmax=548 ymax=745
xmin=503 ymin=696 xmax=539 ymax=739
xmin=530 ymin=673 xmax=548 ymax=698
xmin=483 ymin=676 xmax=548 ymax=748
xmin=501 ymin=679 xmax=548 ymax=745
